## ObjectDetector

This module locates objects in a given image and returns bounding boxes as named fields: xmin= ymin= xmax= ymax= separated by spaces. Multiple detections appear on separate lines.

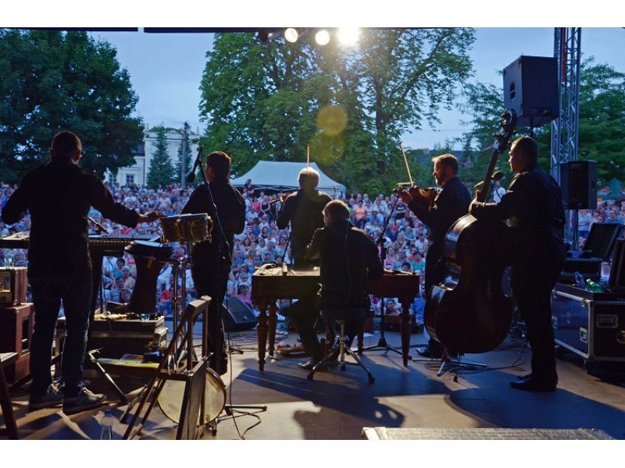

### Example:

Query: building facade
xmin=107 ymin=125 xmax=200 ymax=187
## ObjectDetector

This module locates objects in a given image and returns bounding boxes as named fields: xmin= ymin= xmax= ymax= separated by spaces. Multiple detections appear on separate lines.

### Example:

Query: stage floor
xmin=3 ymin=325 xmax=625 ymax=440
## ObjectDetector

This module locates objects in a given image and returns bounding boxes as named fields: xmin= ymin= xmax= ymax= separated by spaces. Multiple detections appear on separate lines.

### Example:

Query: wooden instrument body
xmin=425 ymin=213 xmax=513 ymax=353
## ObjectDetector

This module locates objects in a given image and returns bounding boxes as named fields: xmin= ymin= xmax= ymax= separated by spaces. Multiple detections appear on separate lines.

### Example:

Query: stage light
xmin=337 ymin=27 xmax=360 ymax=46
xmin=284 ymin=28 xmax=299 ymax=43
xmin=315 ymin=30 xmax=330 ymax=46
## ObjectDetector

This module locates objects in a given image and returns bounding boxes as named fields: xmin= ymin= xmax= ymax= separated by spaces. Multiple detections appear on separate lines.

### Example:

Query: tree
xmin=577 ymin=58 xmax=625 ymax=184
xmin=174 ymin=122 xmax=193 ymax=185
xmin=458 ymin=58 xmax=625 ymax=188
xmin=0 ymin=30 xmax=143 ymax=182
xmin=147 ymin=127 xmax=175 ymax=189
xmin=199 ymin=29 xmax=476 ymax=193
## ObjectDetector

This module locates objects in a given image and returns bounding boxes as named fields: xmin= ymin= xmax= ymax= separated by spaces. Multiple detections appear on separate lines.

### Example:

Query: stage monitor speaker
xmin=222 ymin=297 xmax=257 ymax=332
xmin=503 ymin=55 xmax=559 ymax=127
xmin=560 ymin=160 xmax=597 ymax=210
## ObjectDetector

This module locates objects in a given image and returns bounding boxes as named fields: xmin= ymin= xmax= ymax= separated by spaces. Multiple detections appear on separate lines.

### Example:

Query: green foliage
xmin=147 ymin=127 xmax=175 ymax=189
xmin=458 ymin=58 xmax=625 ymax=188
xmin=577 ymin=58 xmax=625 ymax=184
xmin=0 ymin=30 xmax=143 ymax=182
xmin=199 ymin=29 xmax=475 ymax=192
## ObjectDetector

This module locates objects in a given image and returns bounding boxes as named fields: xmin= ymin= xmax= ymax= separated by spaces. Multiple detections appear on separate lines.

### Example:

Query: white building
xmin=107 ymin=125 xmax=200 ymax=187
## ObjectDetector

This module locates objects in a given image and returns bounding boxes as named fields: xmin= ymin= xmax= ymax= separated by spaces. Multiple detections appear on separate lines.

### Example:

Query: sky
xmin=88 ymin=27 xmax=625 ymax=151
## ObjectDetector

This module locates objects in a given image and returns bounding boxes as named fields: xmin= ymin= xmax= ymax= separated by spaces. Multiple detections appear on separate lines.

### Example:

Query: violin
xmin=395 ymin=183 xmax=439 ymax=211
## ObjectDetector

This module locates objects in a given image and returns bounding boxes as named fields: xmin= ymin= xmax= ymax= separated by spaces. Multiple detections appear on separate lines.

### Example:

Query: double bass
xmin=425 ymin=110 xmax=517 ymax=353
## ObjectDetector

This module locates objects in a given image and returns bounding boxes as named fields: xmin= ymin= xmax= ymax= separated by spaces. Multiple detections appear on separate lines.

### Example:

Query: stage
xmin=2 ymin=323 xmax=625 ymax=441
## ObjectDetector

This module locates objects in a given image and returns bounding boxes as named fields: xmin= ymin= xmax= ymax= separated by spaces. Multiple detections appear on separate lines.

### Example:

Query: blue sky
xmin=90 ymin=27 xmax=625 ymax=150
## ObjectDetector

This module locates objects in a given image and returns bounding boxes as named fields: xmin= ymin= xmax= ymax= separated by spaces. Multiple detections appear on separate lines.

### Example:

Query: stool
xmin=0 ymin=352 xmax=19 ymax=439
xmin=307 ymin=319 xmax=375 ymax=383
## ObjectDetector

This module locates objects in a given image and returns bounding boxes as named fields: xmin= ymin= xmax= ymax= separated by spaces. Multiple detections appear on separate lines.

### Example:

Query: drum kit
xmin=123 ymin=213 xmax=228 ymax=431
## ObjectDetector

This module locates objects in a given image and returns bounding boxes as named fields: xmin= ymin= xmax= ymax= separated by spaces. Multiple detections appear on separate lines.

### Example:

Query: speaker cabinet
xmin=222 ymin=297 xmax=257 ymax=332
xmin=503 ymin=55 xmax=559 ymax=127
xmin=560 ymin=160 xmax=597 ymax=210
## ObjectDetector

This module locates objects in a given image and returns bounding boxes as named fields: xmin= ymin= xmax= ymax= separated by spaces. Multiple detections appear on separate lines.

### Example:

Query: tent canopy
xmin=231 ymin=161 xmax=346 ymax=195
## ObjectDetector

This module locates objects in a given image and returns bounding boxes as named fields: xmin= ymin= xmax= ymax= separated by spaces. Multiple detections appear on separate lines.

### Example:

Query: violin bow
xmin=400 ymin=144 xmax=414 ymax=186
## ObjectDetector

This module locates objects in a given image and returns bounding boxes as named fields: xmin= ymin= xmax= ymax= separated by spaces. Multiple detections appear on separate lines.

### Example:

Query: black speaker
xmin=222 ymin=297 xmax=257 ymax=332
xmin=503 ymin=55 xmax=559 ymax=127
xmin=560 ymin=160 xmax=597 ymax=210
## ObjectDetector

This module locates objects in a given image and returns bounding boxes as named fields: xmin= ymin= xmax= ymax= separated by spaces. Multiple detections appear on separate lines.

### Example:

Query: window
xmin=126 ymin=174 xmax=135 ymax=186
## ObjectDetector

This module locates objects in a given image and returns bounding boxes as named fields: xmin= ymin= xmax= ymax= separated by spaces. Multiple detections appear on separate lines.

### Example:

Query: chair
xmin=307 ymin=308 xmax=375 ymax=383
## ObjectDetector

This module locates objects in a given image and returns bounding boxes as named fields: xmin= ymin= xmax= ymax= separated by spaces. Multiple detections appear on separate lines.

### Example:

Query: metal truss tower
xmin=550 ymin=28 xmax=582 ymax=246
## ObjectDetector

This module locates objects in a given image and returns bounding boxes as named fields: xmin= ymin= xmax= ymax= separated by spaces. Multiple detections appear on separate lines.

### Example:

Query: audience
xmin=2 ymin=180 xmax=623 ymax=321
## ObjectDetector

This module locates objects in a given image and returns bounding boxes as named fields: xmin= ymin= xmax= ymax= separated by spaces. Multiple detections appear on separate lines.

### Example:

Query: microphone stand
xmin=362 ymin=194 xmax=404 ymax=357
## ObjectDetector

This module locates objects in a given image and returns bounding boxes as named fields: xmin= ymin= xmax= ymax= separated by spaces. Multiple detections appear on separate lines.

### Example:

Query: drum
xmin=160 ymin=214 xmax=213 ymax=244
xmin=177 ymin=213 xmax=212 ymax=244
xmin=125 ymin=241 xmax=173 ymax=315
xmin=160 ymin=216 xmax=184 ymax=243
xmin=158 ymin=367 xmax=226 ymax=424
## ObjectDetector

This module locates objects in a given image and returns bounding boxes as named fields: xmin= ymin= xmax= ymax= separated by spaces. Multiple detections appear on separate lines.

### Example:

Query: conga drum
xmin=125 ymin=241 xmax=173 ymax=315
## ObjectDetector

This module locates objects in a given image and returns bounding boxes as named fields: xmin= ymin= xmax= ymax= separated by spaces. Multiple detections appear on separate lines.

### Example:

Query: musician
xmin=275 ymin=168 xmax=331 ymax=367
xmin=1 ymin=130 xmax=160 ymax=414
xmin=181 ymin=151 xmax=245 ymax=375
xmin=399 ymin=154 xmax=471 ymax=358
xmin=292 ymin=200 xmax=384 ymax=370
xmin=276 ymin=167 xmax=332 ymax=266
xmin=470 ymin=136 xmax=565 ymax=392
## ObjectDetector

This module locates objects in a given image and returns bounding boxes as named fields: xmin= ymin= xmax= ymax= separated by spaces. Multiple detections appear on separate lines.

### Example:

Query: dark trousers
xmin=511 ymin=262 xmax=561 ymax=382
xmin=192 ymin=265 xmax=228 ymax=375
xmin=283 ymin=295 xmax=324 ymax=361
xmin=28 ymin=270 xmax=92 ymax=397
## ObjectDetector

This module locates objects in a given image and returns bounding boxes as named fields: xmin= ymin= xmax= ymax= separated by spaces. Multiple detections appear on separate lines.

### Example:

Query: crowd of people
xmin=1 ymin=180 xmax=435 ymax=317
xmin=1 ymin=179 xmax=624 ymax=319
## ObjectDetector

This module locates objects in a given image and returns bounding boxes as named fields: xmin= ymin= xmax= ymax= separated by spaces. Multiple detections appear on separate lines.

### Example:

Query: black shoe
xmin=417 ymin=346 xmax=443 ymax=359
xmin=510 ymin=378 xmax=556 ymax=392
xmin=298 ymin=359 xmax=318 ymax=371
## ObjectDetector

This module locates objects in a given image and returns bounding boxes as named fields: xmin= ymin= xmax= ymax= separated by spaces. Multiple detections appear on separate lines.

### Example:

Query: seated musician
xmin=291 ymin=200 xmax=384 ymax=370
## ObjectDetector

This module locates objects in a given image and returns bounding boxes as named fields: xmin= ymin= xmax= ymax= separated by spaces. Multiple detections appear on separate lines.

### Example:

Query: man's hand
xmin=398 ymin=189 xmax=413 ymax=205
xmin=138 ymin=211 xmax=163 ymax=223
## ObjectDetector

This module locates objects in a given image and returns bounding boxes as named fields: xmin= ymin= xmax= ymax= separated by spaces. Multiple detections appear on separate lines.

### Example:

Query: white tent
xmin=231 ymin=161 xmax=346 ymax=196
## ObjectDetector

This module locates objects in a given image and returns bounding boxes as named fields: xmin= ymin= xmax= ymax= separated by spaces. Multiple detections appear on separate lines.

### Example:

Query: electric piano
xmin=0 ymin=231 xmax=154 ymax=313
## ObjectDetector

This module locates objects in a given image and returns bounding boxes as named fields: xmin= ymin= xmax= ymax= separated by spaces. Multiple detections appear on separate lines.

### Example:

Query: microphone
xmin=186 ymin=146 xmax=203 ymax=184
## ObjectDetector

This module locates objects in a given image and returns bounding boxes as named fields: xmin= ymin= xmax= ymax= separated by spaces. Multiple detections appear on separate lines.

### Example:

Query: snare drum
xmin=160 ymin=216 xmax=184 ymax=243
xmin=177 ymin=213 xmax=213 ymax=244
xmin=158 ymin=367 xmax=226 ymax=424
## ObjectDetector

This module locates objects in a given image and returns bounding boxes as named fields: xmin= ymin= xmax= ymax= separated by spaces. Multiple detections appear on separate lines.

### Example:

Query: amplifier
xmin=0 ymin=267 xmax=28 ymax=305
xmin=551 ymin=283 xmax=625 ymax=376
xmin=0 ymin=303 xmax=34 ymax=382
xmin=56 ymin=316 xmax=167 ymax=359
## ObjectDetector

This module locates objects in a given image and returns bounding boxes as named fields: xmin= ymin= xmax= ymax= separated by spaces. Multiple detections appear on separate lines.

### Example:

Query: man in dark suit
xmin=470 ymin=136 xmax=565 ymax=392
xmin=181 ymin=151 xmax=245 ymax=375
xmin=1 ymin=131 xmax=160 ymax=414
xmin=400 ymin=153 xmax=471 ymax=358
